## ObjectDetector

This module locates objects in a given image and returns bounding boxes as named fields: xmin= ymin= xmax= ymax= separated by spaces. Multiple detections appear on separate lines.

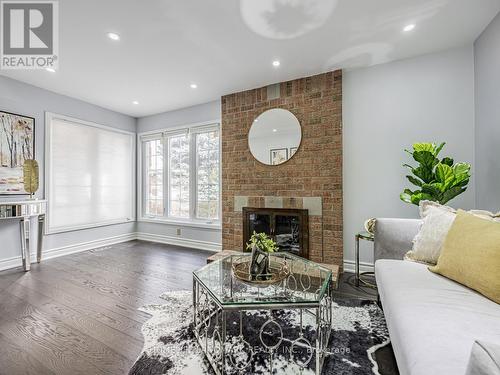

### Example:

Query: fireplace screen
xmin=243 ymin=207 xmax=309 ymax=259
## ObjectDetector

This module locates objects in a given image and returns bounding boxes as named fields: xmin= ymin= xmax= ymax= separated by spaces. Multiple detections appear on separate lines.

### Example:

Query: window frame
xmin=137 ymin=120 xmax=221 ymax=229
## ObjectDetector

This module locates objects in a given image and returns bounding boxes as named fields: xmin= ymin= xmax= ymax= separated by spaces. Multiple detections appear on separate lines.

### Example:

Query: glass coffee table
xmin=193 ymin=252 xmax=333 ymax=375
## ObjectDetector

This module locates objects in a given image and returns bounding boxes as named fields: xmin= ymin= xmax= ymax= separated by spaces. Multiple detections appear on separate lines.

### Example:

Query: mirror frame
xmin=247 ymin=108 xmax=302 ymax=166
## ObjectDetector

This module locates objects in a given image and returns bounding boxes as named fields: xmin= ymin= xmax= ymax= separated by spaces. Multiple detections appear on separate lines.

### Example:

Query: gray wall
xmin=3 ymin=37 xmax=495 ymax=270
xmin=474 ymin=12 xmax=500 ymax=212
xmin=343 ymin=46 xmax=476 ymax=269
xmin=0 ymin=76 xmax=136 ymax=265
xmin=136 ymin=100 xmax=222 ymax=247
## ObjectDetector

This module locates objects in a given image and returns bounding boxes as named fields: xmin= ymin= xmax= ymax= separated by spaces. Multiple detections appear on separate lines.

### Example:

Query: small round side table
xmin=355 ymin=231 xmax=376 ymax=288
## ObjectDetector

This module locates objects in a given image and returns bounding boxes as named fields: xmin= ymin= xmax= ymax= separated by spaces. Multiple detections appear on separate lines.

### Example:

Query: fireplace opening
xmin=242 ymin=207 xmax=309 ymax=259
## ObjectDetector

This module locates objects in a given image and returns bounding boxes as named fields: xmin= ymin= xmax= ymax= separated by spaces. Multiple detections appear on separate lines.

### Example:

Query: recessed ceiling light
xmin=403 ymin=24 xmax=416 ymax=32
xmin=107 ymin=32 xmax=120 ymax=41
xmin=132 ymin=101 xmax=139 ymax=105
xmin=190 ymin=83 xmax=198 ymax=89
xmin=45 ymin=67 xmax=56 ymax=73
xmin=272 ymin=129 xmax=277 ymax=132
xmin=272 ymin=60 xmax=280 ymax=67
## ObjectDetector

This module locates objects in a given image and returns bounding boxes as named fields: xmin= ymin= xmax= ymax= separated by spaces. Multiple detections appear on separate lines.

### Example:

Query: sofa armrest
xmin=374 ymin=218 xmax=422 ymax=260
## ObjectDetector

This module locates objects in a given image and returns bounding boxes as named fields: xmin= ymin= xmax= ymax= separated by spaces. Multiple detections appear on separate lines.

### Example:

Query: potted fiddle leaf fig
xmin=247 ymin=231 xmax=278 ymax=281
xmin=400 ymin=142 xmax=471 ymax=206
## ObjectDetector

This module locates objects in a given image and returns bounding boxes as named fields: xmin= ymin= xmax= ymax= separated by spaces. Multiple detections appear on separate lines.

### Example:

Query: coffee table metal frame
xmin=193 ymin=253 xmax=333 ymax=375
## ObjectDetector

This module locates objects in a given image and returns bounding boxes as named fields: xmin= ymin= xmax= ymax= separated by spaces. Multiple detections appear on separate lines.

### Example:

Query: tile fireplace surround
xmin=221 ymin=70 xmax=343 ymax=265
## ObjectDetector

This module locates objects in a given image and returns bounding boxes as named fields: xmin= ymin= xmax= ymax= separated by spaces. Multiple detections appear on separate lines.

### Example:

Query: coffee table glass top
xmin=193 ymin=252 xmax=332 ymax=307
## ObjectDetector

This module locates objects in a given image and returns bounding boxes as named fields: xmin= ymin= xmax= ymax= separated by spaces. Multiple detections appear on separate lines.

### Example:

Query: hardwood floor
xmin=0 ymin=240 xmax=208 ymax=375
xmin=0 ymin=240 xmax=377 ymax=375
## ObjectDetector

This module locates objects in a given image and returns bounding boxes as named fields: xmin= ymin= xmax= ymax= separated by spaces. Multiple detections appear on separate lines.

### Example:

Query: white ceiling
xmin=1 ymin=0 xmax=499 ymax=118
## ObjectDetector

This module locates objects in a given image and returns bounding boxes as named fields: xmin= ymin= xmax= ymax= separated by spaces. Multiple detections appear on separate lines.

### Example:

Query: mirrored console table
xmin=0 ymin=200 xmax=46 ymax=271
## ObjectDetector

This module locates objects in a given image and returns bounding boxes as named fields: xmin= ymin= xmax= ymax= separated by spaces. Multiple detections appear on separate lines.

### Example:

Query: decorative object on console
xmin=248 ymin=108 xmax=301 ymax=166
xmin=23 ymin=159 xmax=39 ymax=198
xmin=405 ymin=200 xmax=500 ymax=265
xmin=430 ymin=210 xmax=500 ymax=304
xmin=0 ymin=111 xmax=35 ymax=194
xmin=400 ymin=142 xmax=471 ymax=206
xmin=364 ymin=218 xmax=376 ymax=234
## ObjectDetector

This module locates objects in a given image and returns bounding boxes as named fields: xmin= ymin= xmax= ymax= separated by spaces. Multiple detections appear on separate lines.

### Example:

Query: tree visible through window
xmin=144 ymin=139 xmax=163 ymax=216
xmin=142 ymin=125 xmax=220 ymax=223
xmin=196 ymin=130 xmax=220 ymax=220
xmin=169 ymin=134 xmax=190 ymax=218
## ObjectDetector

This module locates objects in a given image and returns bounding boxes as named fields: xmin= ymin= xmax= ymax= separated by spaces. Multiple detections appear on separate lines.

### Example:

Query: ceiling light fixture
xmin=403 ymin=24 xmax=415 ymax=32
xmin=272 ymin=60 xmax=280 ymax=67
xmin=45 ymin=67 xmax=56 ymax=73
xmin=190 ymin=83 xmax=198 ymax=89
xmin=132 ymin=101 xmax=139 ymax=105
xmin=107 ymin=32 xmax=120 ymax=41
xmin=272 ymin=129 xmax=277 ymax=132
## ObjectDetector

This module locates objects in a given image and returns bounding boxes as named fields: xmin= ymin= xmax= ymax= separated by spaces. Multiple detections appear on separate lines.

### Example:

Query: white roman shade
xmin=45 ymin=113 xmax=135 ymax=233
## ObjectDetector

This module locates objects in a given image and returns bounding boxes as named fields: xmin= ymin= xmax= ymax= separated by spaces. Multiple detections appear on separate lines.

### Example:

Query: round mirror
xmin=248 ymin=109 xmax=302 ymax=165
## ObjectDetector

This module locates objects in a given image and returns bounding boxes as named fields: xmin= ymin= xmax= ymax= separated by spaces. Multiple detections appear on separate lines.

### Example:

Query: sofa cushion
xmin=406 ymin=201 xmax=455 ymax=264
xmin=430 ymin=210 xmax=500 ymax=304
xmin=375 ymin=259 xmax=500 ymax=375
xmin=406 ymin=201 xmax=500 ymax=265
xmin=465 ymin=341 xmax=500 ymax=375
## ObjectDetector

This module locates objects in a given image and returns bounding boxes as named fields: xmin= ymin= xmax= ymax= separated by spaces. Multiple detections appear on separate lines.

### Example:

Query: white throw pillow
xmin=404 ymin=201 xmax=500 ymax=265
xmin=405 ymin=202 xmax=456 ymax=265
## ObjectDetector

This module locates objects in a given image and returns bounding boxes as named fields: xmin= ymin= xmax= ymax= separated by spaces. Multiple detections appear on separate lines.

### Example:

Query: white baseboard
xmin=0 ymin=230 xmax=373 ymax=274
xmin=0 ymin=231 xmax=223 ymax=271
xmin=135 ymin=232 xmax=222 ymax=252
xmin=343 ymin=259 xmax=374 ymax=274
xmin=0 ymin=232 xmax=136 ymax=272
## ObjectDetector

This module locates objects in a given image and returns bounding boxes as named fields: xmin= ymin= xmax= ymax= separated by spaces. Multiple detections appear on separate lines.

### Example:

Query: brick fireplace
xmin=221 ymin=70 xmax=343 ymax=265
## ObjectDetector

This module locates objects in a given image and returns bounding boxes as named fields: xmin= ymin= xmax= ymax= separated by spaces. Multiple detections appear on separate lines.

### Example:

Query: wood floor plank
xmin=19 ymin=268 xmax=150 ymax=323
xmin=64 ymin=251 xmax=195 ymax=290
xmin=0 ymin=241 xmax=213 ymax=374
xmin=9 ymin=272 xmax=144 ymax=341
xmin=0 ymin=291 xmax=109 ymax=375
xmin=48 ymin=257 xmax=167 ymax=304
xmin=39 ymin=262 xmax=156 ymax=309
xmin=56 ymin=252 xmax=193 ymax=294
xmin=7 ymin=281 xmax=142 ymax=362
xmin=0 ymin=332 xmax=55 ymax=375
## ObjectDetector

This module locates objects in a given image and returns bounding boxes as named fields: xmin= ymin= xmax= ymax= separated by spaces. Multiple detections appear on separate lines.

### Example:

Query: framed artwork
xmin=290 ymin=147 xmax=298 ymax=157
xmin=0 ymin=111 xmax=35 ymax=194
xmin=270 ymin=148 xmax=288 ymax=165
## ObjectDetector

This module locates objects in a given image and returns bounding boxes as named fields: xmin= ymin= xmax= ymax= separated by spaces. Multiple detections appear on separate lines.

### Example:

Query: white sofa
xmin=374 ymin=219 xmax=500 ymax=375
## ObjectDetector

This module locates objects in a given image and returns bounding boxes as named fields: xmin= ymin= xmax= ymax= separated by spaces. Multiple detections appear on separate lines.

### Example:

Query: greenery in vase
xmin=246 ymin=231 xmax=278 ymax=253
xmin=400 ymin=142 xmax=471 ymax=206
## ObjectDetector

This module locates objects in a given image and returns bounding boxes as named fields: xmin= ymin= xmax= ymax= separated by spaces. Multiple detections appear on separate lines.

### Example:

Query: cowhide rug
xmin=129 ymin=291 xmax=398 ymax=375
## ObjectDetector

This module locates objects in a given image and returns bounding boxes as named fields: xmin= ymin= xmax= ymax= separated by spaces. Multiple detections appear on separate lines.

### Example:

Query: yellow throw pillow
xmin=430 ymin=210 xmax=500 ymax=304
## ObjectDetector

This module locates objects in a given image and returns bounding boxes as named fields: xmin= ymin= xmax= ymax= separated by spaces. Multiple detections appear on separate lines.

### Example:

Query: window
xmin=45 ymin=113 xmax=135 ymax=233
xmin=144 ymin=138 xmax=163 ymax=216
xmin=140 ymin=124 xmax=220 ymax=224
xmin=195 ymin=130 xmax=220 ymax=220
xmin=168 ymin=133 xmax=190 ymax=217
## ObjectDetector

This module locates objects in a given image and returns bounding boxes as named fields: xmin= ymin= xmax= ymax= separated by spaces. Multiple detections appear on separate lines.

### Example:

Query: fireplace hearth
xmin=242 ymin=207 xmax=309 ymax=259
